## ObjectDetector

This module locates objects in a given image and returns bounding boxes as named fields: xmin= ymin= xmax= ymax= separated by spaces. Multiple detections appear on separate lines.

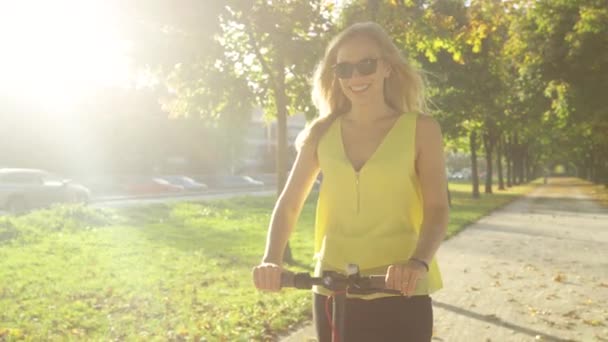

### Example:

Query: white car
xmin=159 ymin=176 xmax=208 ymax=192
xmin=0 ymin=168 xmax=91 ymax=214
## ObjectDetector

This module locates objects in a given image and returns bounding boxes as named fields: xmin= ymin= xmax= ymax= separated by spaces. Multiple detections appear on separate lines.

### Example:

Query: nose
xmin=350 ymin=68 xmax=364 ymax=79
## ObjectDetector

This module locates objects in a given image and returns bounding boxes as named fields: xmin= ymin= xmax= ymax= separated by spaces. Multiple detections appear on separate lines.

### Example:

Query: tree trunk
xmin=520 ymin=144 xmax=527 ymax=184
xmin=470 ymin=130 xmax=480 ymax=199
xmin=601 ymin=146 xmax=608 ymax=187
xmin=274 ymin=57 xmax=292 ymax=264
xmin=505 ymin=135 xmax=512 ymax=188
xmin=483 ymin=131 xmax=493 ymax=194
xmin=587 ymin=152 xmax=594 ymax=181
xmin=527 ymin=151 xmax=534 ymax=183
xmin=523 ymin=145 xmax=530 ymax=183
xmin=513 ymin=133 xmax=521 ymax=185
xmin=497 ymin=136 xmax=505 ymax=190
xmin=591 ymin=147 xmax=600 ymax=184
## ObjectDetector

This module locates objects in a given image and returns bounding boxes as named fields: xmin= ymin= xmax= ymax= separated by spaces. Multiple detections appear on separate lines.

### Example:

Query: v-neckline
xmin=338 ymin=114 xmax=404 ymax=174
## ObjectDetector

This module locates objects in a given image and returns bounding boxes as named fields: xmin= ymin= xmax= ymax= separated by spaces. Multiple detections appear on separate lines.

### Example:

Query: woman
xmin=252 ymin=21 xmax=449 ymax=342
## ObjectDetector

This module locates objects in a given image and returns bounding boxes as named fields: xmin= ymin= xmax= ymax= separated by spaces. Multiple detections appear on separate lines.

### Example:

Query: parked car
xmin=159 ymin=176 xmax=208 ymax=192
xmin=241 ymin=176 xmax=264 ymax=186
xmin=215 ymin=175 xmax=264 ymax=188
xmin=448 ymin=171 xmax=465 ymax=180
xmin=194 ymin=175 xmax=265 ymax=189
xmin=122 ymin=177 xmax=184 ymax=195
xmin=0 ymin=168 xmax=91 ymax=214
xmin=252 ymin=173 xmax=278 ymax=186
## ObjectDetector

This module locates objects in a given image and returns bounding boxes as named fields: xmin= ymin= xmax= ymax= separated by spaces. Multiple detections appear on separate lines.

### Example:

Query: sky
xmin=0 ymin=1 xmax=133 ymax=113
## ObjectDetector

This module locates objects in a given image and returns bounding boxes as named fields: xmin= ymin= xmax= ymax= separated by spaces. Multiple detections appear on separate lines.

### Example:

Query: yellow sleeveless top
xmin=312 ymin=112 xmax=443 ymax=299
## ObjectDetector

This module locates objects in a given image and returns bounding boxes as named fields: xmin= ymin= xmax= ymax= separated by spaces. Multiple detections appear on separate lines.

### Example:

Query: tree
xmin=218 ymin=1 xmax=332 ymax=262
xmin=505 ymin=0 xmax=608 ymax=184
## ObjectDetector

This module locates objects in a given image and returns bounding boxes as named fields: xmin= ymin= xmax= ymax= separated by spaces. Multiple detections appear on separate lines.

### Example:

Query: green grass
xmin=0 ymin=181 xmax=538 ymax=341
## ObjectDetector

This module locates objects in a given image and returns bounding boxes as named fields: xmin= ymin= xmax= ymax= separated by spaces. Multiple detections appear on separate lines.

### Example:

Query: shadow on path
xmin=433 ymin=300 xmax=576 ymax=342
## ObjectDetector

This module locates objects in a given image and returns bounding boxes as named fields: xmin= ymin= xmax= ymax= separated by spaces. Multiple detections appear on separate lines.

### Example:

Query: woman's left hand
xmin=385 ymin=260 xmax=428 ymax=296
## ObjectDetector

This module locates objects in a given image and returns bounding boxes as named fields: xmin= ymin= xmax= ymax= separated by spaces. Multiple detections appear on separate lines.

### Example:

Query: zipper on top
xmin=355 ymin=171 xmax=360 ymax=214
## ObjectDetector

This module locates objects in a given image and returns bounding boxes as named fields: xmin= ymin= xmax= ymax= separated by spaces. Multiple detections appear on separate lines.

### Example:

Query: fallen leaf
xmin=582 ymin=319 xmax=604 ymax=327
xmin=484 ymin=314 xmax=499 ymax=321
xmin=561 ymin=321 xmax=576 ymax=330
xmin=528 ymin=306 xmax=539 ymax=316
xmin=562 ymin=310 xmax=579 ymax=319
xmin=541 ymin=318 xmax=556 ymax=327
xmin=583 ymin=299 xmax=594 ymax=306
xmin=553 ymin=273 xmax=566 ymax=282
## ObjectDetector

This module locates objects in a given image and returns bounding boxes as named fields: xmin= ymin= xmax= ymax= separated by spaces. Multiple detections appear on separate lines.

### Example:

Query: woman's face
xmin=335 ymin=36 xmax=390 ymax=107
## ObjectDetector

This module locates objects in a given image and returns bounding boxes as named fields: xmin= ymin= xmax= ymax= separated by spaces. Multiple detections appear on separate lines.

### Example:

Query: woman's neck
xmin=345 ymin=101 xmax=397 ymax=125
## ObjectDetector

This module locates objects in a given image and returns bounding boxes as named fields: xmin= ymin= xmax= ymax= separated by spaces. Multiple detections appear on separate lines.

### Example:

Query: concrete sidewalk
xmin=281 ymin=178 xmax=608 ymax=342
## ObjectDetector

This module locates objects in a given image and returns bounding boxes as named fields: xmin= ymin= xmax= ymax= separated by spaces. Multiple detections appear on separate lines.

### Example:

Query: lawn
xmin=0 ymin=181 xmax=538 ymax=341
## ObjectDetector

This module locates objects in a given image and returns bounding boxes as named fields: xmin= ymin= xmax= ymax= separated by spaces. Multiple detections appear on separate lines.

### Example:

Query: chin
xmin=346 ymin=90 xmax=382 ymax=105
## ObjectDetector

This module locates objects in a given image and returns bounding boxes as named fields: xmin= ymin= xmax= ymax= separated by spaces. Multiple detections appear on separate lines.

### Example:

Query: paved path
xmin=281 ymin=178 xmax=608 ymax=342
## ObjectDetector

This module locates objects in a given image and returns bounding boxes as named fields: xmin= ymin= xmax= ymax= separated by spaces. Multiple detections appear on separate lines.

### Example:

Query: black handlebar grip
xmin=280 ymin=271 xmax=295 ymax=288
xmin=367 ymin=275 xmax=387 ymax=289
xmin=281 ymin=272 xmax=313 ymax=289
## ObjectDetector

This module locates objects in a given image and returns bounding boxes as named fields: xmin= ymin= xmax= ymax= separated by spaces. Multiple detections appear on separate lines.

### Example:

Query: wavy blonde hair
xmin=296 ymin=21 xmax=428 ymax=151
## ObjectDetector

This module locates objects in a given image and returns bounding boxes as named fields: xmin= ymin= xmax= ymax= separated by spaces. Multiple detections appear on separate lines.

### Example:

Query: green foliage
xmin=111 ymin=0 xmax=608 ymax=184
xmin=121 ymin=0 xmax=607 ymax=182
xmin=506 ymin=0 xmax=608 ymax=181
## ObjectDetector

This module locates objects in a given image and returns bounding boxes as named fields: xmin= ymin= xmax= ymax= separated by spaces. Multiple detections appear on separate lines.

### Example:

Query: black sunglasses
xmin=332 ymin=58 xmax=379 ymax=79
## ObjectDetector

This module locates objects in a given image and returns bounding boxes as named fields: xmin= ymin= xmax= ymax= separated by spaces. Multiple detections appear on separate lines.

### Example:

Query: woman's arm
xmin=411 ymin=115 xmax=449 ymax=264
xmin=261 ymin=140 xmax=320 ymax=266
xmin=386 ymin=115 xmax=450 ymax=296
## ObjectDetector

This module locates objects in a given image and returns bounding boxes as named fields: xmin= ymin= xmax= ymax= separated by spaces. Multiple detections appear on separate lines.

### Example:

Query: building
xmin=241 ymin=107 xmax=308 ymax=173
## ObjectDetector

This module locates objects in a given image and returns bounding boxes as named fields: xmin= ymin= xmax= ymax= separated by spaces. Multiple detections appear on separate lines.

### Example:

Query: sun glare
xmin=0 ymin=1 xmax=132 ymax=112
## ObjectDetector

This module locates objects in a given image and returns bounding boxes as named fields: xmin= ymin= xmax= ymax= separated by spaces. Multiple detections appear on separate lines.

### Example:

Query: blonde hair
xmin=296 ymin=21 xmax=428 ymax=151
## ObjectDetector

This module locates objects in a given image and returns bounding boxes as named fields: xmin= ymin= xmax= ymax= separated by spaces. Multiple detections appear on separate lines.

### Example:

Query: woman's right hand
xmin=252 ymin=262 xmax=283 ymax=292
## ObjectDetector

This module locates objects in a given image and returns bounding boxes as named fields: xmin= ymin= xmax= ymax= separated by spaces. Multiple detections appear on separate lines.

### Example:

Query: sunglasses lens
xmin=357 ymin=58 xmax=378 ymax=76
xmin=334 ymin=63 xmax=354 ymax=79
xmin=334 ymin=59 xmax=379 ymax=79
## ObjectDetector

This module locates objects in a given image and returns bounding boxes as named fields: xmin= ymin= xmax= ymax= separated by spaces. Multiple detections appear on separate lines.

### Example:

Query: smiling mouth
xmin=349 ymin=84 xmax=371 ymax=93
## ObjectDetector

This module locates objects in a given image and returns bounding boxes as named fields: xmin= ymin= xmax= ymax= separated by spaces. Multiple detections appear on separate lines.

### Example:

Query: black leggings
xmin=313 ymin=293 xmax=433 ymax=342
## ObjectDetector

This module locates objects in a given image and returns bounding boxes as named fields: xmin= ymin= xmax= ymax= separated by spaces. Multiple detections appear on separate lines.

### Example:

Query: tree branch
xmin=242 ymin=18 xmax=277 ymax=89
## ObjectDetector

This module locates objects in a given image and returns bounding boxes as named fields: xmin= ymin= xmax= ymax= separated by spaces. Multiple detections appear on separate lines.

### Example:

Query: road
xmin=280 ymin=178 xmax=608 ymax=342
